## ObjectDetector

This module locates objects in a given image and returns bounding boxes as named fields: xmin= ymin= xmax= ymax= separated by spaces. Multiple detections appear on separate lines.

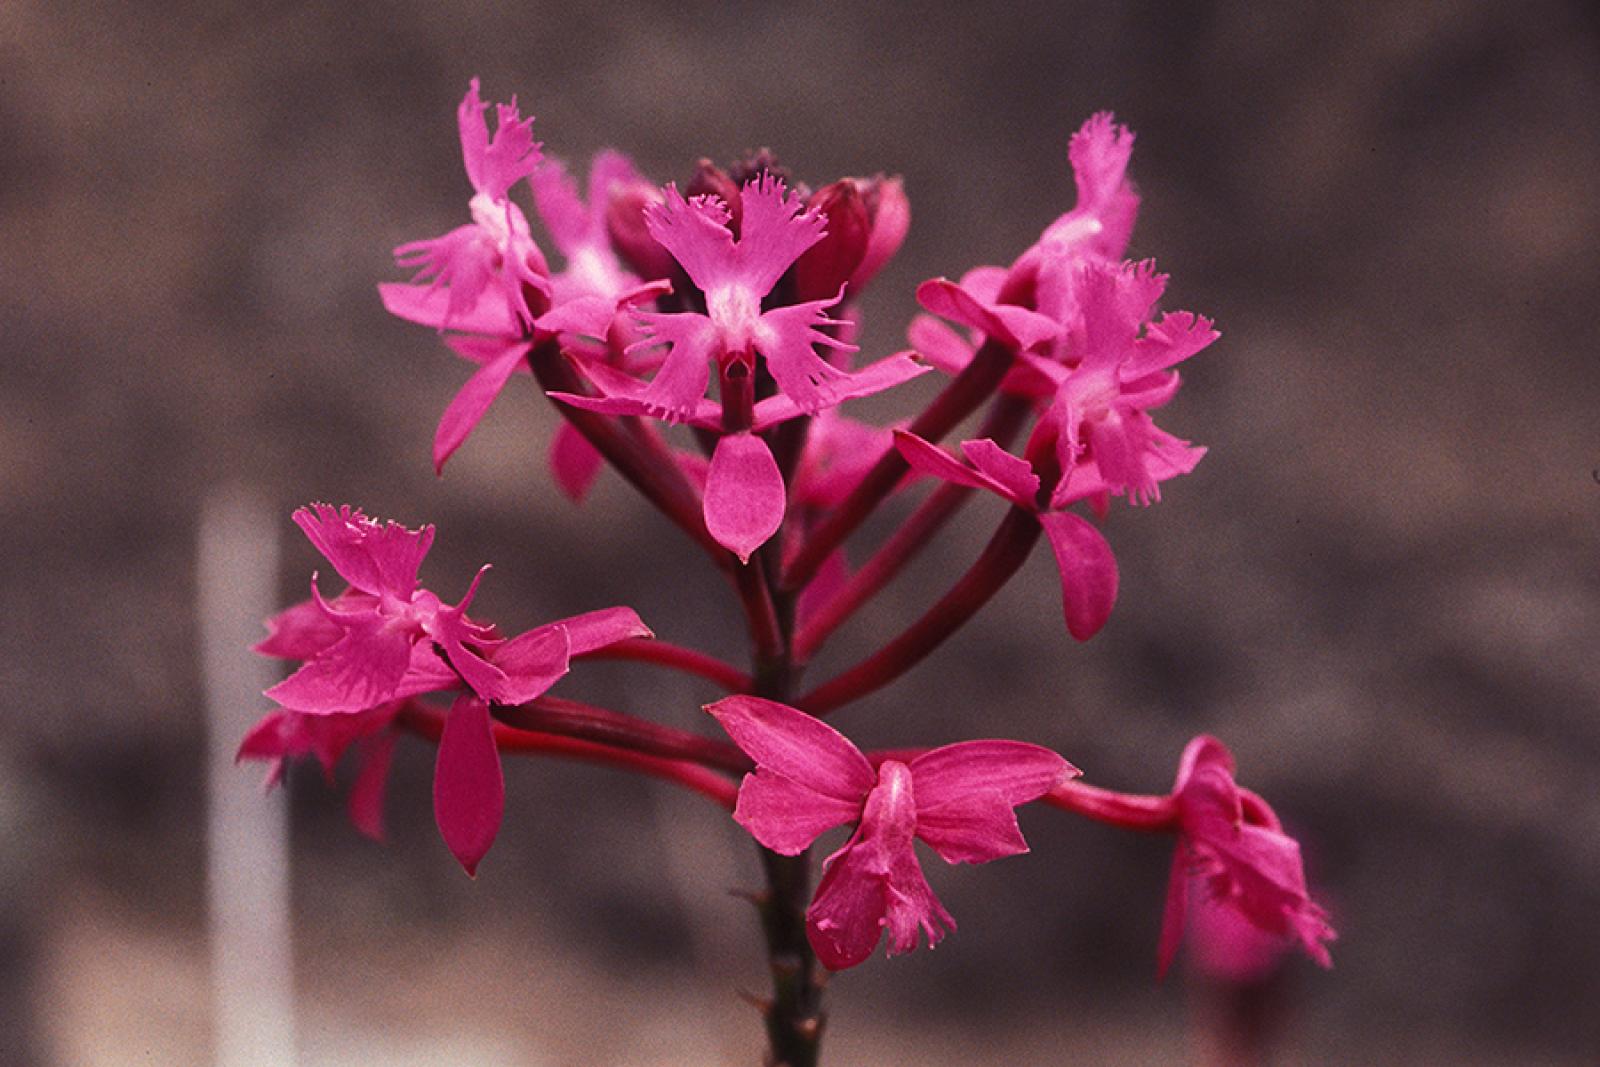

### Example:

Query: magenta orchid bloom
xmin=255 ymin=504 xmax=651 ymax=873
xmin=1029 ymin=259 xmax=1215 ymax=509
xmin=1157 ymin=736 xmax=1337 ymax=978
xmin=380 ymin=84 xmax=669 ymax=474
xmin=893 ymin=432 xmax=1119 ymax=640
xmin=707 ymin=696 xmax=1077 ymax=970
xmin=631 ymin=174 xmax=863 ymax=421
xmin=389 ymin=78 xmax=549 ymax=333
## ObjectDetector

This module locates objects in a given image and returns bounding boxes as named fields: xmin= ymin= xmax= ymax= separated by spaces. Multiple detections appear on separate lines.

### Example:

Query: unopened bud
xmin=792 ymin=180 xmax=870 ymax=303
xmin=687 ymin=158 xmax=743 ymax=233
xmin=605 ymin=183 xmax=677 ymax=282
xmin=849 ymin=175 xmax=910 ymax=292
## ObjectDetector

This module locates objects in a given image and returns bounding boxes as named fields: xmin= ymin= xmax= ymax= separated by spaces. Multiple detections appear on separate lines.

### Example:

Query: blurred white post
xmin=199 ymin=487 xmax=296 ymax=1067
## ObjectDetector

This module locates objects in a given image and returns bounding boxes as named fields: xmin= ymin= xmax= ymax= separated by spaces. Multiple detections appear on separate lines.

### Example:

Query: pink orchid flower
xmin=380 ymin=83 xmax=668 ymax=474
xmin=630 ymin=174 xmax=863 ymax=421
xmin=1158 ymin=736 xmax=1337 ymax=978
xmin=254 ymin=504 xmax=651 ymax=873
xmin=707 ymin=696 xmax=1077 ymax=970
xmin=389 ymin=78 xmax=549 ymax=334
xmin=1027 ymin=259 xmax=1215 ymax=509
xmin=892 ymin=432 xmax=1119 ymax=640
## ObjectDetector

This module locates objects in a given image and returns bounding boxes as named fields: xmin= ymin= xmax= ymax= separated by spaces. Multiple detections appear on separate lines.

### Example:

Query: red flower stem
xmin=799 ymin=505 xmax=1042 ymax=715
xmin=735 ymin=556 xmax=786 ymax=663
xmin=1044 ymin=780 xmax=1178 ymax=833
xmin=573 ymin=637 xmax=752 ymax=692
xmin=865 ymin=747 xmax=1178 ymax=832
xmin=793 ymin=481 xmax=972 ymax=661
xmin=492 ymin=695 xmax=752 ymax=776
xmin=394 ymin=702 xmax=737 ymax=809
xmin=528 ymin=339 xmax=727 ymax=567
xmin=779 ymin=334 xmax=1021 ymax=593
xmin=792 ymin=392 xmax=1036 ymax=663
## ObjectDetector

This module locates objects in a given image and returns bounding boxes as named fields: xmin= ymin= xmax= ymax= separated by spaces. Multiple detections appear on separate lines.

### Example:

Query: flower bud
xmin=687 ymin=157 xmax=743 ymax=233
xmin=850 ymin=175 xmax=910 ymax=292
xmin=792 ymin=180 xmax=871 ymax=303
xmin=605 ymin=182 xmax=676 ymax=282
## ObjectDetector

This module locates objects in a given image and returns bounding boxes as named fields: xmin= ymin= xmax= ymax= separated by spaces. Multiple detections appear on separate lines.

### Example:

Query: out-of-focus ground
xmin=2 ymin=1 xmax=1597 ymax=1064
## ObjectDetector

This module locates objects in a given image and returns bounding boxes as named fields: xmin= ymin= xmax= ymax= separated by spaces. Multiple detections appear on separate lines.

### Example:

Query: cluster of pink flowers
xmin=241 ymin=78 xmax=1332 ymax=1060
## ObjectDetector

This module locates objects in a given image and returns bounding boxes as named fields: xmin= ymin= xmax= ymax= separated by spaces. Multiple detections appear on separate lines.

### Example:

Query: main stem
xmin=750 ymin=650 xmax=826 ymax=1067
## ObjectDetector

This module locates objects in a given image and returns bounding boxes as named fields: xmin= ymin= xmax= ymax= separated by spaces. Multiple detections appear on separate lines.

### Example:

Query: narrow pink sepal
xmin=485 ymin=624 xmax=571 ymax=705
xmin=909 ymin=740 xmax=1078 ymax=810
xmin=915 ymin=278 xmax=1057 ymax=351
xmin=433 ymin=341 xmax=532 ymax=474
xmin=347 ymin=731 xmax=398 ymax=842
xmin=961 ymin=439 xmax=1040 ymax=506
xmin=1038 ymin=510 xmax=1119 ymax=640
xmin=1155 ymin=847 xmax=1190 ymax=980
xmin=907 ymin=314 xmax=974 ymax=375
xmin=378 ymin=281 xmax=520 ymax=338
xmin=549 ymin=421 xmax=604 ymax=502
xmin=750 ymin=354 xmax=929 ymax=431
xmin=433 ymin=695 xmax=505 ymax=877
xmin=704 ymin=432 xmax=786 ymax=563
xmin=892 ymin=431 xmax=1018 ymax=502
xmin=706 ymin=696 xmax=875 ymax=802
xmin=733 ymin=769 xmax=863 ymax=855
xmin=911 ymin=792 xmax=1031 ymax=865
xmin=555 ymin=606 xmax=653 ymax=654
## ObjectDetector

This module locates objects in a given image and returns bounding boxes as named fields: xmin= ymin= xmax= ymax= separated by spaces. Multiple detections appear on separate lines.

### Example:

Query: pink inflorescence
xmin=244 ymin=80 xmax=1333 ymax=1036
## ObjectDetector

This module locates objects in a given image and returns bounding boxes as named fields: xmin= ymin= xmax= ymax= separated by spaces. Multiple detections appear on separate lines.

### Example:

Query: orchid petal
xmin=433 ymin=342 xmax=532 ymax=474
xmin=915 ymin=278 xmax=1058 ymax=352
xmin=733 ymin=769 xmax=862 ymax=855
xmin=378 ymin=281 xmax=521 ymax=337
xmin=265 ymin=613 xmax=413 ymax=714
xmin=347 ymin=731 xmax=398 ymax=842
xmin=705 ymin=696 xmax=874 ymax=802
xmin=549 ymin=422 xmax=605 ymax=502
xmin=292 ymin=504 xmax=434 ymax=598
xmin=913 ymin=792 xmax=1032 ymax=865
xmin=433 ymin=695 xmax=505 ymax=876
xmin=1038 ymin=510 xmax=1118 ymax=640
xmin=1156 ymin=847 xmax=1190 ymax=980
xmin=555 ymin=606 xmax=653 ymax=654
xmin=704 ymin=432 xmax=786 ymax=563
xmin=909 ymin=740 xmax=1077 ymax=810
xmin=892 ymin=431 xmax=1017 ymax=502
xmin=907 ymin=314 xmax=974 ymax=375
xmin=485 ymin=624 xmax=571 ymax=705
xmin=961 ymin=439 xmax=1040 ymax=507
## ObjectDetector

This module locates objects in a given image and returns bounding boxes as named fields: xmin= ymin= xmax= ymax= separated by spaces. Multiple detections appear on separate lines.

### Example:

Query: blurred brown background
xmin=2 ymin=1 xmax=1597 ymax=1064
